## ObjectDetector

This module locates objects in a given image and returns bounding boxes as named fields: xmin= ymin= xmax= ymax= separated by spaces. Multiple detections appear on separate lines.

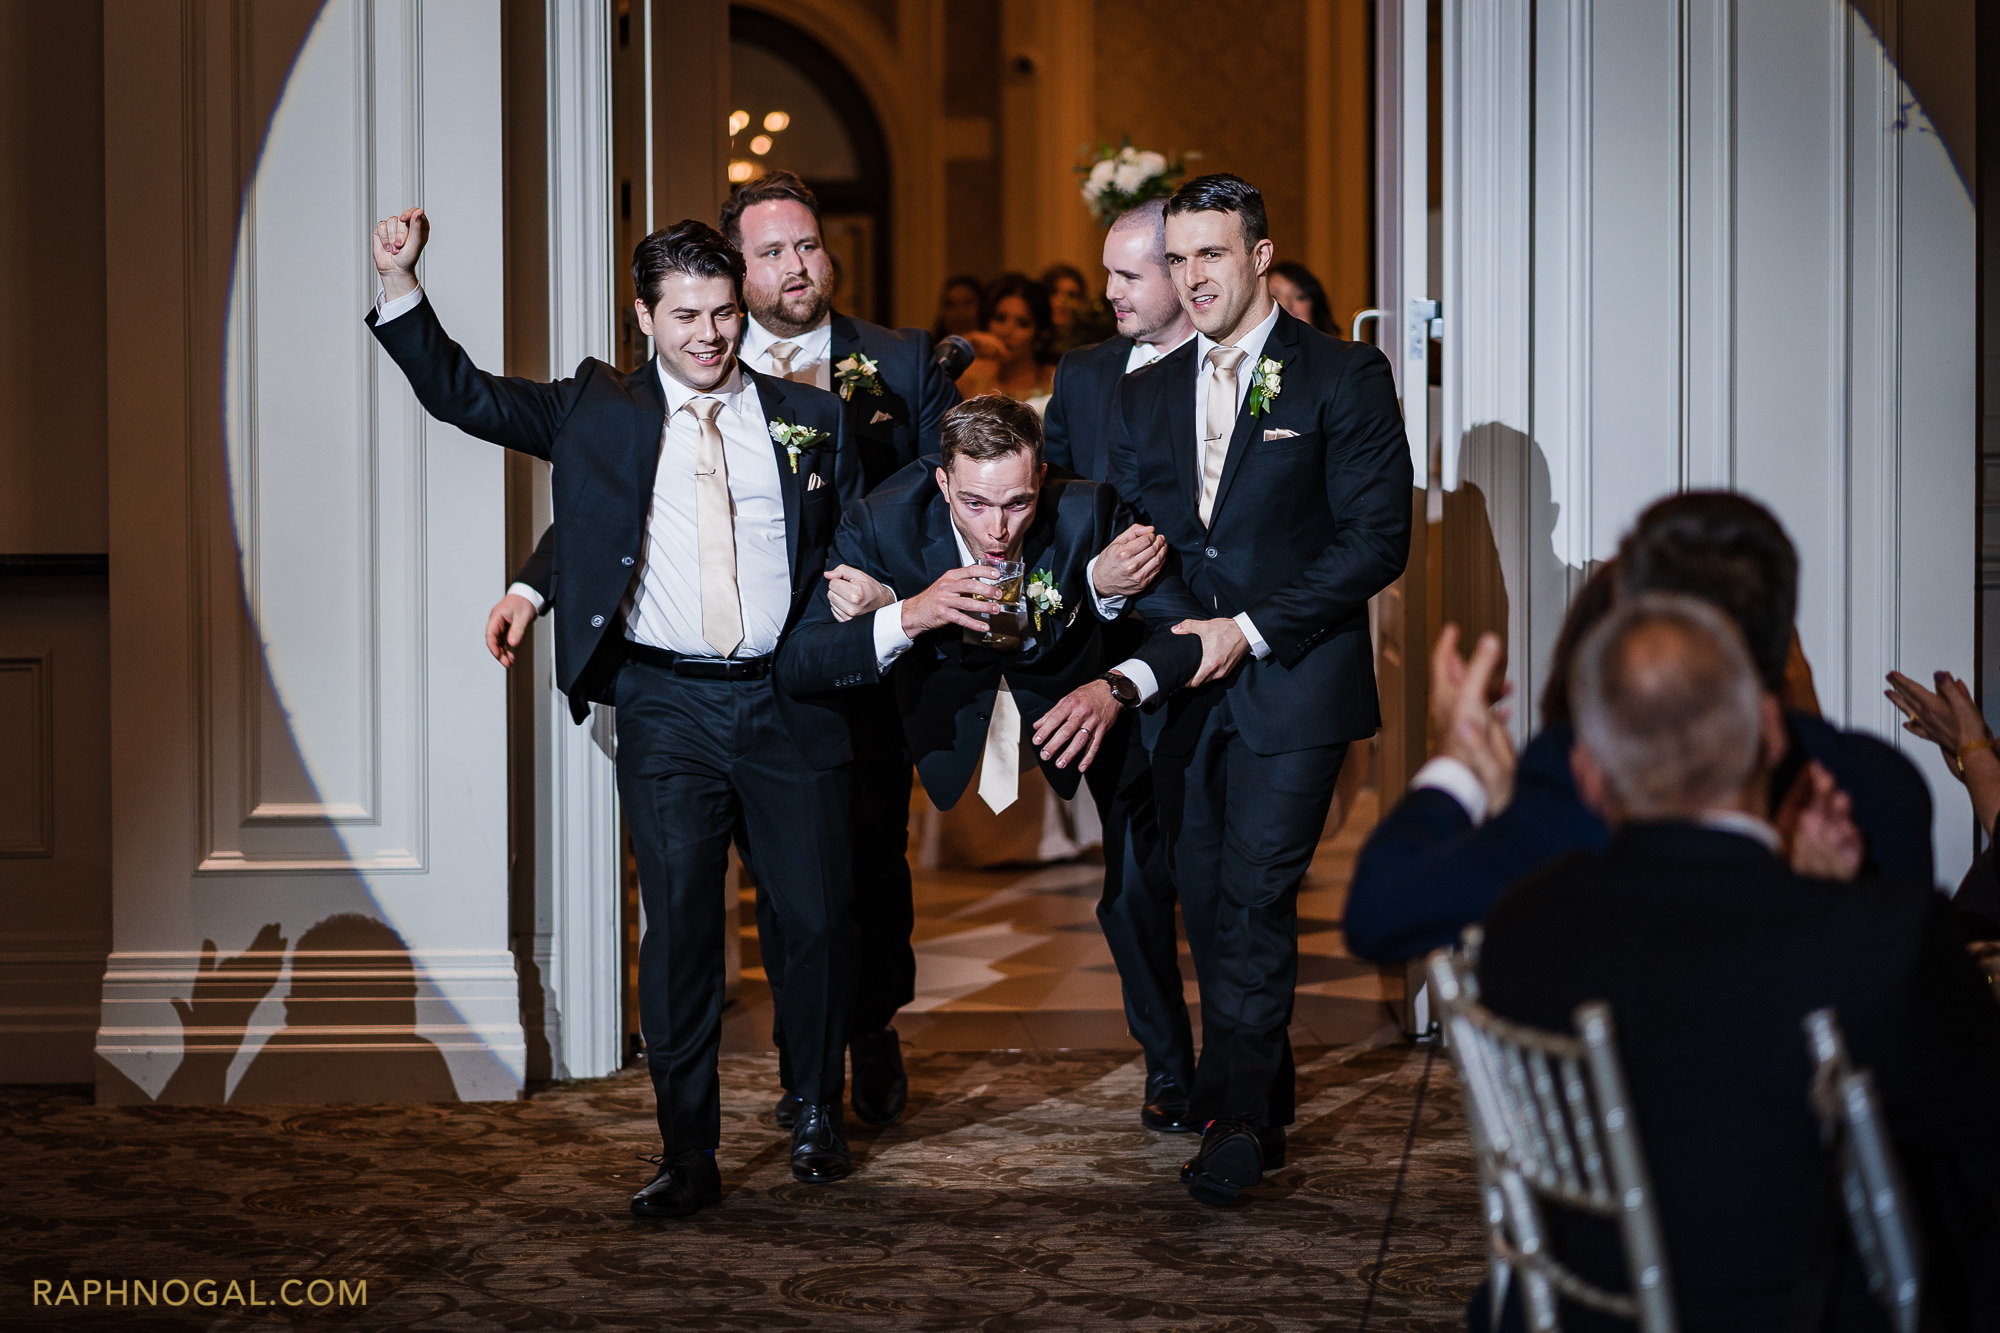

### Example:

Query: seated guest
xmin=933 ymin=273 xmax=983 ymax=343
xmin=1887 ymin=667 xmax=2000 ymax=939
xmin=1268 ymin=259 xmax=1335 ymax=335
xmin=1344 ymin=492 xmax=1934 ymax=962
xmin=1475 ymin=593 xmax=2000 ymax=1331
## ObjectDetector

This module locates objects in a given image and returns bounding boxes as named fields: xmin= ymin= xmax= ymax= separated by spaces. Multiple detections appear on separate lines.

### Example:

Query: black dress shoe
xmin=849 ymin=1027 xmax=909 ymax=1126
xmin=1181 ymin=1118 xmax=1264 ymax=1205
xmin=774 ymin=1091 xmax=802 ymax=1131
xmin=630 ymin=1149 xmax=721 ymax=1219
xmin=1140 ymin=1071 xmax=1195 ymax=1132
xmin=790 ymin=1102 xmax=853 ymax=1183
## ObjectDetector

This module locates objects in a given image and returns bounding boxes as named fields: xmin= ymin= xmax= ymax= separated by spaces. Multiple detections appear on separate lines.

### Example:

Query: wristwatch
xmin=1102 ymin=670 xmax=1141 ymax=709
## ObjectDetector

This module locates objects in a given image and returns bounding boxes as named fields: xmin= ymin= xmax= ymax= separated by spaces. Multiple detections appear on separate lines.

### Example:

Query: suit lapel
xmin=829 ymin=313 xmax=858 ymax=382
xmin=1208 ymin=310 xmax=1299 ymax=526
xmin=747 ymin=366 xmax=804 ymax=584
xmin=1160 ymin=343 xmax=1200 ymax=518
xmin=921 ymin=491 xmax=960 ymax=586
xmin=629 ymin=360 xmax=667 ymax=520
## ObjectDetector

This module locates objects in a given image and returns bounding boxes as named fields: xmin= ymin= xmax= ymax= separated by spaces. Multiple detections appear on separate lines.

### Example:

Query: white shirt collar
xmin=1694 ymin=808 xmax=1782 ymax=854
xmin=655 ymin=356 xmax=749 ymax=416
xmin=1126 ymin=329 xmax=1195 ymax=372
xmin=1194 ymin=298 xmax=1280 ymax=372
xmin=742 ymin=314 xmax=834 ymax=367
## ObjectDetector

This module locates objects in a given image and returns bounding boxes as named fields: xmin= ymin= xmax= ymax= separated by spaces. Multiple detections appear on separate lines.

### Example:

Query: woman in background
xmin=932 ymin=273 xmax=984 ymax=343
xmin=957 ymin=272 xmax=1057 ymax=411
xmin=1269 ymin=259 xmax=1336 ymax=335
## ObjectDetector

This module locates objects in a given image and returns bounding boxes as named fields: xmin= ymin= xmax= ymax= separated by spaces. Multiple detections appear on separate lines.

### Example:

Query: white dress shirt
xmin=1124 ymin=331 xmax=1193 ymax=374
xmin=741 ymin=314 xmax=834 ymax=393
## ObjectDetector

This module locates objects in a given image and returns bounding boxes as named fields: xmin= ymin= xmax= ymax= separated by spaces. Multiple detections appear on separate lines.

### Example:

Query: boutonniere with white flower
xmin=768 ymin=419 xmax=829 ymax=474
xmin=1025 ymin=568 xmax=1064 ymax=631
xmin=1247 ymin=356 xmax=1285 ymax=419
xmin=833 ymin=352 xmax=885 ymax=402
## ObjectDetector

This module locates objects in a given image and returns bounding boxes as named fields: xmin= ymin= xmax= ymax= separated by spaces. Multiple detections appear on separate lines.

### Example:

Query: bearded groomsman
xmin=369 ymin=210 xmax=862 ymax=1218
xmin=1104 ymin=175 xmax=1412 ymax=1205
xmin=1041 ymin=199 xmax=1199 ymax=1134
xmin=487 ymin=172 xmax=957 ymax=1133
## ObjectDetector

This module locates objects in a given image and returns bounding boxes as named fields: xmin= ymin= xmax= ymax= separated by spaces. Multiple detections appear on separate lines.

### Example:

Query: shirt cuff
xmin=1109 ymin=658 xmax=1159 ymax=704
xmin=1411 ymin=755 xmax=1490 ymax=826
xmin=506 ymin=582 xmax=545 ymax=614
xmin=873 ymin=603 xmax=916 ymax=671
xmin=375 ymin=285 xmax=425 ymax=323
xmin=1234 ymin=612 xmax=1270 ymax=660
xmin=1084 ymin=553 xmax=1129 ymax=619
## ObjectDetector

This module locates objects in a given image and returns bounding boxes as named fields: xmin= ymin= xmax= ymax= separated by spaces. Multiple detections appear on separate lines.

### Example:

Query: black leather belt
xmin=626 ymin=640 xmax=774 ymax=680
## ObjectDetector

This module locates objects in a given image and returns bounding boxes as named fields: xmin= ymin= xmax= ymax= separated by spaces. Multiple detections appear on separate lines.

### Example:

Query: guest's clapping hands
xmin=1886 ymin=669 xmax=1990 ymax=768
xmin=1774 ymin=760 xmax=1863 ymax=880
xmin=371 ymin=206 xmax=428 ymax=301
xmin=1432 ymin=624 xmax=1516 ymax=815
xmin=485 ymin=593 xmax=537 ymax=667
xmin=824 ymin=565 xmax=893 ymax=622
xmin=1091 ymin=524 xmax=1166 ymax=599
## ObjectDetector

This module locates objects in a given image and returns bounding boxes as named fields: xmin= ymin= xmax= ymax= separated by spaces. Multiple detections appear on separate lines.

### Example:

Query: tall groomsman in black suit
xmin=368 ymin=209 xmax=861 ymax=1219
xmin=778 ymin=395 xmax=1193 ymax=832
xmin=489 ymin=172 xmax=960 ymax=1131
xmin=1105 ymin=175 xmax=1413 ymax=1204
xmin=1042 ymin=198 xmax=1201 ymax=1132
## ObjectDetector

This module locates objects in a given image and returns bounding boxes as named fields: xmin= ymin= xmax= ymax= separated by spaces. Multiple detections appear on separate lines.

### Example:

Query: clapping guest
xmin=1887 ymin=668 xmax=2000 ymax=938
xmin=1268 ymin=260 xmax=1334 ymax=335
xmin=957 ymin=273 xmax=1058 ymax=408
xmin=1344 ymin=492 xmax=1932 ymax=963
xmin=933 ymin=273 xmax=983 ymax=343
xmin=1474 ymin=593 xmax=2000 ymax=1331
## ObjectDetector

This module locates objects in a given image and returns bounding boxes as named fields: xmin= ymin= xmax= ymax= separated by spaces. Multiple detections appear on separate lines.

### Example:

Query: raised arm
xmin=367 ymin=207 xmax=585 ymax=460
xmin=908 ymin=329 xmax=963 ymax=457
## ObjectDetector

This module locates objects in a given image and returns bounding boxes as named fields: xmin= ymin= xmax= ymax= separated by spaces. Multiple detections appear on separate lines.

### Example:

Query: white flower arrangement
xmin=1025 ymin=569 xmax=1064 ymax=630
xmin=768 ymin=419 xmax=828 ymax=473
xmin=1247 ymin=356 xmax=1285 ymax=418
xmin=833 ymin=352 xmax=884 ymax=402
xmin=1075 ymin=139 xmax=1186 ymax=226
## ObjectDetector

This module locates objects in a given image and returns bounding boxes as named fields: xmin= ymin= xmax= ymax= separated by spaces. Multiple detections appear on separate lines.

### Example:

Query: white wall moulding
xmin=1442 ymin=0 xmax=1975 ymax=874
xmin=102 ymin=0 xmax=524 ymax=1103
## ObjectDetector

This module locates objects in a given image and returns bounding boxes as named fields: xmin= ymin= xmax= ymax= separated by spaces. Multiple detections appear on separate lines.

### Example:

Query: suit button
xmin=590 ymin=614 xmax=605 ymax=628
xmin=1205 ymin=546 xmax=1219 ymax=559
xmin=976 ymin=711 xmax=988 ymax=722
xmin=621 ymin=555 xmax=635 ymax=567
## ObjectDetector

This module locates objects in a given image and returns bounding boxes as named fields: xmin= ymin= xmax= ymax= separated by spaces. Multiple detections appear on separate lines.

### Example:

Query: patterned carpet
xmin=2 ymin=1040 xmax=1481 ymax=1330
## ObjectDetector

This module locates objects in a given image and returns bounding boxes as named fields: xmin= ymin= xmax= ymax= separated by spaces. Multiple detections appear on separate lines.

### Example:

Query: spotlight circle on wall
xmin=749 ymin=134 xmax=772 ymax=156
xmin=763 ymin=110 xmax=790 ymax=132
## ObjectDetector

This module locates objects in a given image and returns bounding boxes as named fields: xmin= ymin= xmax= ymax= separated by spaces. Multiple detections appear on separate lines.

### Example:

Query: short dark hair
xmin=719 ymin=170 xmax=820 ymax=248
xmin=1616 ymin=492 xmax=1799 ymax=691
xmin=980 ymin=272 xmax=1056 ymax=363
xmin=939 ymin=395 xmax=1043 ymax=471
xmin=1164 ymin=172 xmax=1269 ymax=247
xmin=631 ymin=220 xmax=745 ymax=312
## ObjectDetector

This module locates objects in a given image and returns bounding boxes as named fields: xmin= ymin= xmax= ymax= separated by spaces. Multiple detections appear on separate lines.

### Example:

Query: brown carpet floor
xmin=2 ymin=1038 xmax=1481 ymax=1330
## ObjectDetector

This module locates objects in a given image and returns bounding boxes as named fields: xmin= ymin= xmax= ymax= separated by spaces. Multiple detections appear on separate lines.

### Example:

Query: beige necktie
xmin=686 ymin=397 xmax=743 ymax=657
xmin=976 ymin=677 xmax=1022 ymax=814
xmin=766 ymin=340 xmax=807 ymax=383
xmin=1198 ymin=345 xmax=1248 ymax=526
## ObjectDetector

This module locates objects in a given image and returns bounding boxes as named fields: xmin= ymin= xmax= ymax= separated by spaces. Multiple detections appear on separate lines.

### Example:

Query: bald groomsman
xmin=1042 ymin=198 xmax=1200 ymax=1134
xmin=1106 ymin=175 xmax=1412 ymax=1205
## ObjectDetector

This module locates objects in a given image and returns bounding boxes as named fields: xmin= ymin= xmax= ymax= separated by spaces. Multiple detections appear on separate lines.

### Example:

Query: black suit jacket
xmin=1108 ymin=308 xmax=1413 ymax=755
xmin=1043 ymin=335 xmax=1134 ymax=483
xmin=776 ymin=458 xmax=1189 ymax=808
xmin=1480 ymin=823 xmax=2000 ymax=1330
xmin=367 ymin=296 xmax=859 ymax=755
xmin=512 ymin=311 xmax=959 ymax=599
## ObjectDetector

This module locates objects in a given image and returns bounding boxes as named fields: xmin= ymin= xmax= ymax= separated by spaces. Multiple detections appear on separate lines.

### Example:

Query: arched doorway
xmin=728 ymin=8 xmax=892 ymax=323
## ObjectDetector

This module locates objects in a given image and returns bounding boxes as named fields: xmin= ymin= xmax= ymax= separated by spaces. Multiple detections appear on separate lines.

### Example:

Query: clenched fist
xmin=372 ymin=207 xmax=428 ymax=301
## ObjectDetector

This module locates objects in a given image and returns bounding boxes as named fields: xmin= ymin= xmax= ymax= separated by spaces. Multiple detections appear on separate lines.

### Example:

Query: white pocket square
xmin=805 ymin=473 xmax=827 ymax=491
xmin=869 ymin=409 xmax=893 ymax=425
xmin=1263 ymin=427 xmax=1300 ymax=440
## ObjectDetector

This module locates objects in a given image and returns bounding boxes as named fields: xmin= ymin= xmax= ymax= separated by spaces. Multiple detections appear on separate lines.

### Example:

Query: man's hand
xmin=1091 ymin=523 xmax=1167 ymax=599
xmin=825 ymin=565 xmax=894 ymax=622
xmin=1032 ymin=680 xmax=1122 ymax=772
xmin=485 ymin=593 xmax=537 ymax=667
xmin=902 ymin=565 xmax=1004 ymax=636
xmin=1172 ymin=617 xmax=1251 ymax=687
xmin=372 ymin=206 xmax=428 ymax=301
xmin=1775 ymin=760 xmax=1863 ymax=881
xmin=1434 ymin=625 xmax=1517 ymax=815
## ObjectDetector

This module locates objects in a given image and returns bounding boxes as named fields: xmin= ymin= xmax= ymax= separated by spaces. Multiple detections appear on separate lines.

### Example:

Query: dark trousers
xmin=763 ymin=683 xmax=916 ymax=1088
xmin=1085 ymin=714 xmax=1194 ymax=1090
xmin=1153 ymin=690 xmax=1347 ymax=1129
xmin=614 ymin=661 xmax=854 ymax=1152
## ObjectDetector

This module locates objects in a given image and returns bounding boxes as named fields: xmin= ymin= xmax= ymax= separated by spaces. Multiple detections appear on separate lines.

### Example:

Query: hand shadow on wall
xmin=98 ymin=915 xmax=456 ymax=1105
